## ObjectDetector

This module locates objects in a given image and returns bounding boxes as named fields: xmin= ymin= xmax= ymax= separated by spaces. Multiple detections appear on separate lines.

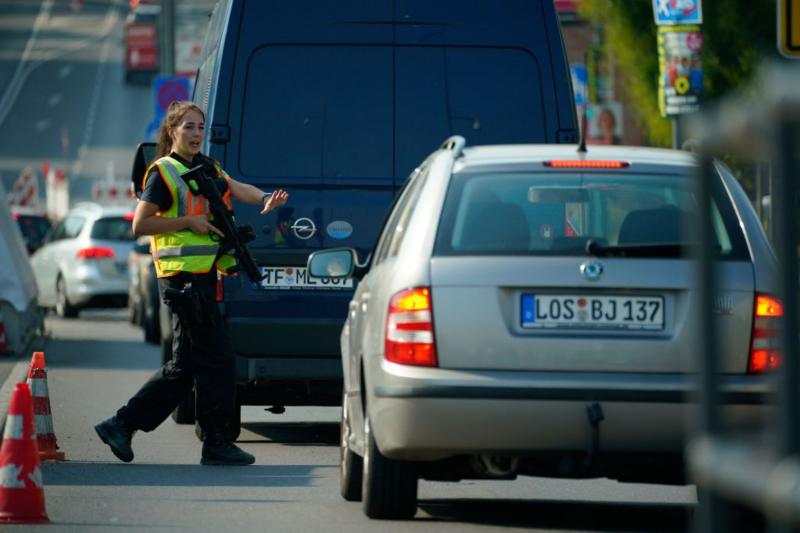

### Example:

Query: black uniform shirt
xmin=141 ymin=152 xmax=225 ymax=212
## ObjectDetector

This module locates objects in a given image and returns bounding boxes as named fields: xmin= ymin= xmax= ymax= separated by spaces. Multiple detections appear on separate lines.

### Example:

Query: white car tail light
xmin=748 ymin=294 xmax=782 ymax=373
xmin=384 ymin=287 xmax=437 ymax=367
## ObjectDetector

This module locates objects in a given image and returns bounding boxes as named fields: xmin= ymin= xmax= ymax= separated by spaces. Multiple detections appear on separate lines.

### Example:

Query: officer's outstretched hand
xmin=261 ymin=189 xmax=289 ymax=215
xmin=185 ymin=214 xmax=224 ymax=237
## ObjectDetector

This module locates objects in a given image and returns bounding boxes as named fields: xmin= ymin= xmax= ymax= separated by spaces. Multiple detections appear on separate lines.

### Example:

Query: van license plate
xmin=521 ymin=294 xmax=664 ymax=330
xmin=260 ymin=266 xmax=353 ymax=290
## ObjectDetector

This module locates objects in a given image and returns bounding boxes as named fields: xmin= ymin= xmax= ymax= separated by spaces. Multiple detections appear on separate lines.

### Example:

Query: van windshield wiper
xmin=585 ymin=239 xmax=704 ymax=258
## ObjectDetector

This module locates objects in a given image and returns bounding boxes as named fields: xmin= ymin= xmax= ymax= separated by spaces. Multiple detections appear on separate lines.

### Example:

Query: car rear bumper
xmin=67 ymin=268 xmax=129 ymax=307
xmin=369 ymin=362 xmax=771 ymax=461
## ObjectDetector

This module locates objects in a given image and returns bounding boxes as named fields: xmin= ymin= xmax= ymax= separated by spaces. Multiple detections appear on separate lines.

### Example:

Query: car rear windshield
xmin=434 ymin=170 xmax=749 ymax=260
xmin=91 ymin=217 xmax=135 ymax=241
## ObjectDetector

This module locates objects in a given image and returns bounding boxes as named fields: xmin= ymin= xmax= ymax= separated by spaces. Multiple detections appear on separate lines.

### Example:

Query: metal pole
xmin=160 ymin=0 xmax=175 ymax=76
xmin=672 ymin=118 xmax=681 ymax=150
xmin=694 ymin=154 xmax=724 ymax=533
xmin=774 ymin=121 xmax=800 ymax=459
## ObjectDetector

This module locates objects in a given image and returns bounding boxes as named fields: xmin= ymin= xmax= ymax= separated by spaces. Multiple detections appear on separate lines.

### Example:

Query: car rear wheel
xmin=362 ymin=416 xmax=417 ymax=519
xmin=340 ymin=394 xmax=363 ymax=501
xmin=55 ymin=276 xmax=78 ymax=318
xmin=143 ymin=306 xmax=160 ymax=345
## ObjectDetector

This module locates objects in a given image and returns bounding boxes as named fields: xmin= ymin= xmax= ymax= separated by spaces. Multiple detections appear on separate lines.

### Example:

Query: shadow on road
xmin=241 ymin=421 xmax=339 ymax=446
xmin=418 ymin=498 xmax=692 ymax=532
xmin=42 ymin=338 xmax=159 ymax=370
xmin=42 ymin=462 xmax=335 ymax=488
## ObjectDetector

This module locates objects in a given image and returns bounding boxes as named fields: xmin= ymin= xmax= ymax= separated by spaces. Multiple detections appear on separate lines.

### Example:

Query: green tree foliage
xmin=579 ymin=0 xmax=778 ymax=147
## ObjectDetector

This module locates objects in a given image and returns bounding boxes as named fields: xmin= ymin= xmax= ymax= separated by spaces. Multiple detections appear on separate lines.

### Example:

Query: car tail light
xmin=216 ymin=273 xmax=224 ymax=303
xmin=543 ymin=160 xmax=629 ymax=169
xmin=76 ymin=246 xmax=115 ymax=260
xmin=385 ymin=287 xmax=437 ymax=367
xmin=123 ymin=212 xmax=135 ymax=222
xmin=11 ymin=212 xmax=19 ymax=220
xmin=748 ymin=294 xmax=783 ymax=373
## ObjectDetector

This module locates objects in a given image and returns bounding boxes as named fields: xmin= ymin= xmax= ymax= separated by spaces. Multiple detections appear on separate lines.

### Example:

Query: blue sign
xmin=570 ymin=64 xmax=588 ymax=107
xmin=652 ymin=0 xmax=702 ymax=26
xmin=152 ymin=76 xmax=191 ymax=120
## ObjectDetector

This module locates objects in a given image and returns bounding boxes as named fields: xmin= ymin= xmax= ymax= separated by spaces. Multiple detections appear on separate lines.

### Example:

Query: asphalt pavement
xmin=0 ymin=311 xmax=699 ymax=532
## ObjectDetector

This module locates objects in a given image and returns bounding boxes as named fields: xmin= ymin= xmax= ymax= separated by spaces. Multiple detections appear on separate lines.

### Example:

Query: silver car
xmin=31 ymin=202 xmax=135 ymax=318
xmin=308 ymin=138 xmax=777 ymax=519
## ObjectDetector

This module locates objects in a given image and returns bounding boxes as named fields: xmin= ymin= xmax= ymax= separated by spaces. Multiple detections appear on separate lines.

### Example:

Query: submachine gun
xmin=182 ymin=159 xmax=264 ymax=285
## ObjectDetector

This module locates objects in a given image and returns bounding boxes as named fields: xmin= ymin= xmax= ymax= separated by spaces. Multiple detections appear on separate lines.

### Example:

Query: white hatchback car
xmin=31 ymin=202 xmax=135 ymax=318
xmin=308 ymin=137 xmax=777 ymax=519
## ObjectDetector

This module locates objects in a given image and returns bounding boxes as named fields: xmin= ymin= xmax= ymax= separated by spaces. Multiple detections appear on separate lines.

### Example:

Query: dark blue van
xmin=191 ymin=0 xmax=578 ymax=414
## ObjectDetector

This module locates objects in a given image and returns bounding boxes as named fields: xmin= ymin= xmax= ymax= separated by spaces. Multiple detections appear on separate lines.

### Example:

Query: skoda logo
xmin=291 ymin=217 xmax=316 ymax=240
xmin=580 ymin=260 xmax=604 ymax=281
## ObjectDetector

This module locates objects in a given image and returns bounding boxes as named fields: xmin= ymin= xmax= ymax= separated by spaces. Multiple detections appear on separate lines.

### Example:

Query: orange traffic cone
xmin=26 ymin=352 xmax=65 ymax=461
xmin=0 ymin=383 xmax=49 ymax=523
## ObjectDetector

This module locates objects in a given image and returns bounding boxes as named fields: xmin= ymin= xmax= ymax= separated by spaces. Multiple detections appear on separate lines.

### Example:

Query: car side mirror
xmin=131 ymin=142 xmax=157 ymax=199
xmin=307 ymin=248 xmax=358 ymax=279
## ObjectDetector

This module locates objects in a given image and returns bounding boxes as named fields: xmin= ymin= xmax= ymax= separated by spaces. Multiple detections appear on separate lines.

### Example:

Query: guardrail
xmin=687 ymin=64 xmax=800 ymax=532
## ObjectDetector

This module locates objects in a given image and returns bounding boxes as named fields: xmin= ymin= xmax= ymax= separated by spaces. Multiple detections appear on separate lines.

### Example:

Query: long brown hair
xmin=155 ymin=101 xmax=206 ymax=159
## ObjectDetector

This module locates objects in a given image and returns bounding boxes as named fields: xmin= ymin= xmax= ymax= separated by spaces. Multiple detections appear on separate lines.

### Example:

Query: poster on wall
xmin=657 ymin=25 xmax=703 ymax=117
xmin=578 ymin=103 xmax=624 ymax=145
xmin=652 ymin=0 xmax=702 ymax=26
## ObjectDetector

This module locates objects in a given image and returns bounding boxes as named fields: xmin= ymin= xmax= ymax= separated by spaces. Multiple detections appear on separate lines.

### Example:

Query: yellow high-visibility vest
xmin=146 ymin=156 xmax=237 ymax=278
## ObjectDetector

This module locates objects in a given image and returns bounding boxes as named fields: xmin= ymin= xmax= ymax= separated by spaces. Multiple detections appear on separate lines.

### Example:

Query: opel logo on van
xmin=291 ymin=217 xmax=316 ymax=240
xmin=580 ymin=260 xmax=603 ymax=281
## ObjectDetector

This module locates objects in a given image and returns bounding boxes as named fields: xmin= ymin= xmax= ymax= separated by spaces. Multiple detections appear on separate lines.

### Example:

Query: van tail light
xmin=76 ymin=246 xmax=115 ymax=260
xmin=748 ymin=294 xmax=783 ymax=373
xmin=385 ymin=287 xmax=437 ymax=367
xmin=216 ymin=273 xmax=224 ymax=303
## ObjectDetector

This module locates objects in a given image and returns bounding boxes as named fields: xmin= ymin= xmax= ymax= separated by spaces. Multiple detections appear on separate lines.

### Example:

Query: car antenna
xmin=577 ymin=105 xmax=588 ymax=154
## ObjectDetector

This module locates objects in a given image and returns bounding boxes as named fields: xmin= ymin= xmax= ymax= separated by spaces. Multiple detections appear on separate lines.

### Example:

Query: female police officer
xmin=95 ymin=101 xmax=288 ymax=465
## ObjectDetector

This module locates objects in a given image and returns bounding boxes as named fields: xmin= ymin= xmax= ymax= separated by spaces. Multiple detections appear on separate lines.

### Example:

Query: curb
xmin=0 ymin=361 xmax=30 ymax=436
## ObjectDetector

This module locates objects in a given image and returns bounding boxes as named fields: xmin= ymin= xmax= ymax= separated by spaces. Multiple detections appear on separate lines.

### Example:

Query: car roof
xmin=454 ymin=144 xmax=698 ymax=173
xmin=69 ymin=202 xmax=134 ymax=218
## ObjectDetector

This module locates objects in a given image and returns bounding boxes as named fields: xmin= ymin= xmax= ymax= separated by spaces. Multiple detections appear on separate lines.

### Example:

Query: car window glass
xmin=372 ymin=168 xmax=425 ymax=266
xmin=240 ymin=46 xmax=393 ymax=180
xmin=47 ymin=221 xmax=66 ymax=242
xmin=435 ymin=171 xmax=747 ymax=259
xmin=91 ymin=217 xmax=135 ymax=241
xmin=63 ymin=216 xmax=86 ymax=239
xmin=16 ymin=216 xmax=51 ymax=247
xmin=395 ymin=47 xmax=544 ymax=178
xmin=387 ymin=167 xmax=429 ymax=258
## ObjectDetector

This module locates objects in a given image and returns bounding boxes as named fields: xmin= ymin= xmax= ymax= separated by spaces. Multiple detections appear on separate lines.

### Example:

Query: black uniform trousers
xmin=116 ymin=271 xmax=236 ymax=441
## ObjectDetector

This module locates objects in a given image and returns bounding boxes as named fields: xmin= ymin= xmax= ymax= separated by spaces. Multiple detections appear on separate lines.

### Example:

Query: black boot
xmin=201 ymin=439 xmax=255 ymax=466
xmin=94 ymin=416 xmax=135 ymax=463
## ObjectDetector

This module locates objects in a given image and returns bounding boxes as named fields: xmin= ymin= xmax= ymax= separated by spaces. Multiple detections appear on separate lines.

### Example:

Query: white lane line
xmin=0 ymin=362 xmax=30 ymax=439
xmin=71 ymin=4 xmax=115 ymax=179
xmin=0 ymin=0 xmax=54 ymax=130
xmin=47 ymin=93 xmax=62 ymax=107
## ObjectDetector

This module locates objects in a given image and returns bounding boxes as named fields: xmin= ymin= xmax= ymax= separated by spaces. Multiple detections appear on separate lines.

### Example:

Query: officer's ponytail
xmin=156 ymin=101 xmax=206 ymax=159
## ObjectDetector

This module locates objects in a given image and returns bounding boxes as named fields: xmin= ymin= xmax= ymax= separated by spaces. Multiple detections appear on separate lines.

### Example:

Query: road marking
xmin=71 ymin=9 xmax=114 ymax=179
xmin=0 ymin=0 xmax=53 ymax=130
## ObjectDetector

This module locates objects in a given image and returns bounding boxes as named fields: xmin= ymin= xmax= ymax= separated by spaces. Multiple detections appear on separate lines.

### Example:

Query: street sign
xmin=778 ymin=0 xmax=800 ymax=58
xmin=152 ymin=75 xmax=191 ymax=120
xmin=652 ymin=0 xmax=703 ymax=26
xmin=657 ymin=25 xmax=704 ymax=117
xmin=570 ymin=64 xmax=588 ymax=107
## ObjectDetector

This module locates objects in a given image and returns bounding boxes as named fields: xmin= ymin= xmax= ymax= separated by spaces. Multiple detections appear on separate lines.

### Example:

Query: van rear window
xmin=241 ymin=45 xmax=545 ymax=181
xmin=395 ymin=47 xmax=544 ymax=177
xmin=241 ymin=46 xmax=393 ymax=180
